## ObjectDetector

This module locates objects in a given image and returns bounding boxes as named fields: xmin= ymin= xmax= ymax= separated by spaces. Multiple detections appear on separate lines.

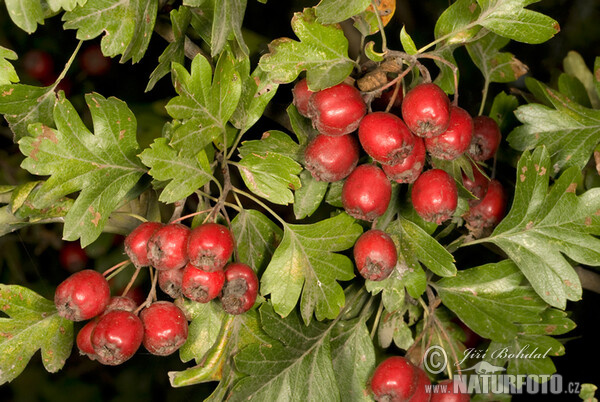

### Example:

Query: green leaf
xmin=294 ymin=170 xmax=328 ymax=219
xmin=434 ymin=0 xmax=482 ymax=47
xmin=46 ymin=0 xmax=88 ymax=12
xmin=211 ymin=0 xmax=248 ymax=57
xmin=261 ymin=213 xmax=362 ymax=323
xmin=177 ymin=299 xmax=226 ymax=364
xmin=315 ymin=0 xmax=370 ymax=24
xmin=580 ymin=384 xmax=598 ymax=402
xmin=400 ymin=26 xmax=418 ymax=55
xmin=563 ymin=51 xmax=600 ymax=108
xmin=325 ymin=180 xmax=344 ymax=208
xmin=237 ymin=130 xmax=301 ymax=162
xmin=0 ymin=46 xmax=19 ymax=86
xmin=19 ymin=93 xmax=146 ymax=246
xmin=0 ymin=84 xmax=56 ymax=141
xmin=558 ymin=73 xmax=591 ymax=108
xmin=4 ymin=0 xmax=44 ymax=33
xmin=433 ymin=47 xmax=460 ymax=95
xmin=378 ymin=309 xmax=414 ymax=350
xmin=489 ymin=91 xmax=519 ymax=132
xmin=120 ymin=0 xmax=158 ymax=64
xmin=287 ymin=104 xmax=317 ymax=146
xmin=259 ymin=8 xmax=355 ymax=91
xmin=0 ymin=285 xmax=74 ymax=385
xmin=466 ymin=32 xmax=528 ymax=83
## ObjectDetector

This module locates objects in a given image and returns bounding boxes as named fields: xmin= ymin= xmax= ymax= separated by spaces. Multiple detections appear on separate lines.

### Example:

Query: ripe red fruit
xmin=158 ymin=268 xmax=184 ymax=299
xmin=304 ymin=133 xmax=360 ymax=182
xmin=76 ymin=319 xmax=98 ymax=359
xmin=461 ymin=165 xmax=489 ymax=203
xmin=402 ymin=83 xmax=451 ymax=138
xmin=430 ymin=379 xmax=471 ymax=402
xmin=372 ymin=84 xmax=404 ymax=113
xmin=125 ymin=222 xmax=163 ymax=268
xmin=411 ymin=369 xmax=433 ymax=402
xmin=467 ymin=116 xmax=501 ymax=161
xmin=292 ymin=78 xmax=314 ymax=117
xmin=80 ymin=44 xmax=111 ymax=76
xmin=425 ymin=106 xmax=473 ymax=160
xmin=140 ymin=301 xmax=188 ymax=356
xmin=412 ymin=169 xmax=458 ymax=224
xmin=59 ymin=241 xmax=88 ymax=273
xmin=220 ymin=263 xmax=259 ymax=315
xmin=382 ymin=136 xmax=426 ymax=184
xmin=147 ymin=223 xmax=190 ymax=271
xmin=187 ymin=223 xmax=235 ymax=271
xmin=91 ymin=310 xmax=143 ymax=365
xmin=308 ymin=83 xmax=366 ymax=136
xmin=354 ymin=230 xmax=398 ymax=281
xmin=358 ymin=112 xmax=416 ymax=165
xmin=464 ymin=179 xmax=507 ymax=229
xmin=370 ymin=356 xmax=427 ymax=401
xmin=22 ymin=50 xmax=54 ymax=81
xmin=342 ymin=164 xmax=392 ymax=221
xmin=55 ymin=270 xmax=110 ymax=321
xmin=181 ymin=263 xmax=226 ymax=303
xmin=104 ymin=296 xmax=137 ymax=313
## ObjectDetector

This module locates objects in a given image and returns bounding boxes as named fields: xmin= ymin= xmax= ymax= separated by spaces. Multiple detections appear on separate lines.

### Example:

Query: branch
xmin=575 ymin=266 xmax=600 ymax=294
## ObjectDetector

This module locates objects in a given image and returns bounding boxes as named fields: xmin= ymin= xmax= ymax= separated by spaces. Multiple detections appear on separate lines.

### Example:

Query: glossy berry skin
xmin=80 ymin=44 xmax=111 ymax=76
xmin=354 ymin=230 xmax=397 ymax=281
xmin=412 ymin=169 xmax=458 ymax=225
xmin=55 ymin=270 xmax=110 ymax=321
xmin=342 ymin=164 xmax=392 ymax=221
xmin=425 ymin=106 xmax=473 ymax=160
xmin=370 ymin=356 xmax=422 ymax=401
xmin=125 ymin=222 xmax=163 ymax=268
xmin=140 ymin=301 xmax=188 ymax=356
xmin=158 ymin=268 xmax=184 ymax=299
xmin=104 ymin=296 xmax=137 ymax=313
xmin=359 ymin=112 xmax=416 ymax=165
xmin=462 ymin=165 xmax=489 ymax=204
xmin=59 ymin=242 xmax=88 ymax=273
xmin=76 ymin=319 xmax=98 ymax=359
xmin=430 ymin=379 xmax=471 ymax=402
xmin=187 ymin=223 xmax=234 ymax=271
xmin=91 ymin=310 xmax=143 ymax=365
xmin=411 ymin=369 xmax=433 ymax=402
xmin=402 ymin=83 xmax=451 ymax=138
xmin=181 ymin=263 xmax=225 ymax=303
xmin=383 ymin=137 xmax=426 ymax=184
xmin=220 ymin=263 xmax=259 ymax=315
xmin=292 ymin=78 xmax=314 ymax=117
xmin=308 ymin=83 xmax=366 ymax=136
xmin=304 ymin=133 xmax=360 ymax=182
xmin=467 ymin=116 xmax=502 ymax=161
xmin=22 ymin=50 xmax=54 ymax=81
xmin=147 ymin=223 xmax=190 ymax=271
xmin=464 ymin=179 xmax=507 ymax=229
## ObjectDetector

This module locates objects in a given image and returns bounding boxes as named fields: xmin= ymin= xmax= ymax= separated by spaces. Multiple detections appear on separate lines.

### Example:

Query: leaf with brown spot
xmin=0 ymin=84 xmax=56 ymax=141
xmin=466 ymin=33 xmax=528 ymax=84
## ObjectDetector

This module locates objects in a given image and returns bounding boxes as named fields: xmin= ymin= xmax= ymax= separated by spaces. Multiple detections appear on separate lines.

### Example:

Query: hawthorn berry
xmin=80 ymin=44 xmax=111 ymax=76
xmin=461 ymin=165 xmax=489 ymax=203
xmin=187 ymin=223 xmax=234 ymax=271
xmin=382 ymin=136 xmax=426 ymax=184
xmin=76 ymin=319 xmax=98 ymax=360
xmin=354 ymin=230 xmax=398 ymax=281
xmin=181 ymin=263 xmax=225 ymax=303
xmin=358 ymin=112 xmax=416 ymax=165
xmin=59 ymin=241 xmax=88 ymax=273
xmin=370 ymin=356 xmax=421 ymax=401
xmin=372 ymin=84 xmax=404 ymax=113
xmin=292 ymin=78 xmax=314 ymax=117
xmin=430 ymin=379 xmax=471 ymax=402
xmin=158 ymin=268 xmax=184 ymax=299
xmin=55 ymin=270 xmax=111 ymax=321
xmin=467 ymin=116 xmax=501 ymax=161
xmin=342 ymin=164 xmax=392 ymax=221
xmin=411 ymin=169 xmax=458 ymax=224
xmin=140 ymin=301 xmax=188 ymax=356
xmin=464 ymin=179 xmax=507 ymax=229
xmin=22 ymin=50 xmax=54 ymax=81
xmin=91 ymin=310 xmax=143 ymax=365
xmin=411 ymin=369 xmax=433 ymax=402
xmin=402 ymin=83 xmax=451 ymax=138
xmin=125 ymin=222 xmax=163 ymax=268
xmin=304 ymin=133 xmax=360 ymax=182
xmin=147 ymin=223 xmax=190 ymax=271
xmin=220 ymin=263 xmax=258 ymax=315
xmin=425 ymin=106 xmax=473 ymax=160
xmin=308 ymin=82 xmax=366 ymax=136
xmin=104 ymin=296 xmax=137 ymax=313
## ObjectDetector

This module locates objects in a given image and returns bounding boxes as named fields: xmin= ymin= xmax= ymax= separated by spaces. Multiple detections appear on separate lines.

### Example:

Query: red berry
xmin=354 ymin=230 xmax=397 ymax=281
xmin=187 ymin=223 xmax=234 ymax=271
xmin=22 ymin=50 xmax=54 ymax=80
xmin=382 ymin=136 xmax=426 ymax=184
xmin=467 ymin=116 xmax=501 ymax=161
xmin=308 ymin=83 xmax=366 ymax=136
xmin=158 ymin=268 xmax=184 ymax=299
xmin=425 ymin=106 xmax=473 ymax=160
xmin=125 ymin=222 xmax=163 ymax=268
xmin=140 ymin=301 xmax=188 ymax=356
xmin=91 ymin=310 xmax=143 ymax=365
xmin=461 ymin=165 xmax=489 ymax=203
xmin=411 ymin=368 xmax=433 ymax=402
xmin=104 ymin=296 xmax=137 ymax=313
xmin=76 ymin=319 xmax=98 ymax=359
xmin=147 ymin=223 xmax=190 ymax=271
xmin=412 ymin=169 xmax=458 ymax=224
xmin=430 ymin=379 xmax=471 ymax=402
xmin=342 ymin=164 xmax=392 ymax=221
xmin=54 ymin=270 xmax=110 ymax=321
xmin=372 ymin=84 xmax=404 ymax=113
xmin=292 ymin=78 xmax=314 ymax=117
xmin=304 ymin=134 xmax=360 ymax=182
xmin=59 ymin=241 xmax=88 ymax=273
xmin=358 ymin=112 xmax=415 ymax=165
xmin=181 ymin=263 xmax=225 ymax=303
xmin=402 ymin=83 xmax=450 ymax=138
xmin=370 ymin=356 xmax=420 ymax=401
xmin=220 ymin=263 xmax=258 ymax=315
xmin=80 ymin=44 xmax=111 ymax=76
xmin=464 ymin=179 xmax=507 ymax=229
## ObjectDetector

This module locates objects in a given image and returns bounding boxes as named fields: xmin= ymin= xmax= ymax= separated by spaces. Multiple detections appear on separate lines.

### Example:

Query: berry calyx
xmin=147 ymin=223 xmax=190 ymax=271
xmin=181 ymin=263 xmax=226 ymax=303
xmin=140 ymin=301 xmax=188 ymax=356
xmin=308 ymin=83 xmax=366 ymax=136
xmin=59 ymin=241 xmax=88 ymax=273
xmin=411 ymin=169 xmax=458 ymax=224
xmin=382 ymin=136 xmax=426 ymax=184
xmin=76 ymin=319 xmax=98 ymax=360
xmin=342 ymin=164 xmax=392 ymax=221
xmin=292 ymin=78 xmax=314 ymax=117
xmin=464 ymin=179 xmax=507 ymax=229
xmin=220 ymin=263 xmax=258 ymax=315
xmin=461 ymin=165 xmax=489 ymax=203
xmin=425 ymin=106 xmax=473 ymax=160
xmin=304 ymin=133 xmax=360 ymax=182
xmin=125 ymin=222 xmax=163 ymax=268
xmin=54 ymin=270 xmax=110 ymax=321
xmin=467 ymin=116 xmax=501 ymax=161
xmin=370 ymin=356 xmax=420 ymax=401
xmin=187 ymin=223 xmax=234 ymax=271
xmin=104 ymin=296 xmax=137 ymax=313
xmin=158 ymin=268 xmax=184 ymax=299
xmin=91 ymin=310 xmax=143 ymax=365
xmin=354 ymin=230 xmax=398 ymax=281
xmin=402 ymin=83 xmax=451 ymax=138
xmin=430 ymin=379 xmax=471 ymax=401
xmin=358 ymin=112 xmax=415 ymax=165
